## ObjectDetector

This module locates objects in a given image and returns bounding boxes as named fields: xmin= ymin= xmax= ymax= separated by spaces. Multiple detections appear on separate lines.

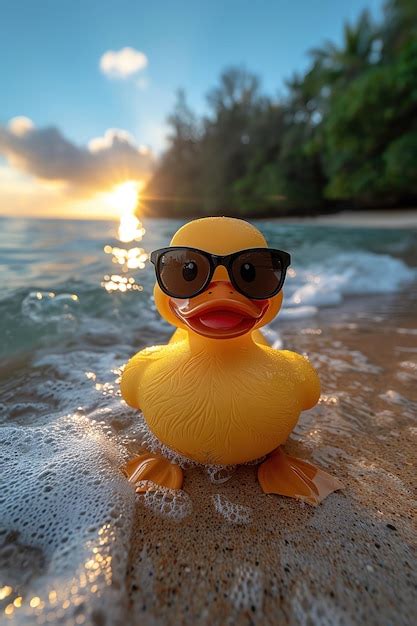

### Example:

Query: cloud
xmin=100 ymin=47 xmax=148 ymax=79
xmin=8 ymin=116 xmax=35 ymax=136
xmin=0 ymin=118 xmax=153 ymax=195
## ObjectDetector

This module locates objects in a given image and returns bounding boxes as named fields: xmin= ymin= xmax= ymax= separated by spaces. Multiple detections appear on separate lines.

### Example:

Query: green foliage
xmin=144 ymin=0 xmax=417 ymax=217
xmin=323 ymin=38 xmax=417 ymax=203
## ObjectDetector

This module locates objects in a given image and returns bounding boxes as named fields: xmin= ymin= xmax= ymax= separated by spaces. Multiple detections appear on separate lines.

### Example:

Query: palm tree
xmin=285 ymin=64 xmax=325 ymax=125
xmin=285 ymin=11 xmax=377 ymax=126
xmin=309 ymin=10 xmax=377 ymax=87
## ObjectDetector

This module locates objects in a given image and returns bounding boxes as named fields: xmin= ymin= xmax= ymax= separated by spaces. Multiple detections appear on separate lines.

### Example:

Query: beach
xmin=0 ymin=215 xmax=416 ymax=625
xmin=281 ymin=209 xmax=417 ymax=229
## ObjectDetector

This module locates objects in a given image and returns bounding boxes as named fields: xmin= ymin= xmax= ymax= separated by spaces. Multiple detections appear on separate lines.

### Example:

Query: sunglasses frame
xmin=150 ymin=246 xmax=291 ymax=300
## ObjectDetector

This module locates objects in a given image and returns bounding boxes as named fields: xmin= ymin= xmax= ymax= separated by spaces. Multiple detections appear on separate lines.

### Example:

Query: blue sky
xmin=2 ymin=0 xmax=383 ymax=150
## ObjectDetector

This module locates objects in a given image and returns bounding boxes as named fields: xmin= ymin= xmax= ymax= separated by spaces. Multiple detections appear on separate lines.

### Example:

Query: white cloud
xmin=100 ymin=47 xmax=148 ymax=79
xmin=88 ymin=128 xmax=135 ymax=152
xmin=8 ymin=116 xmax=35 ymax=136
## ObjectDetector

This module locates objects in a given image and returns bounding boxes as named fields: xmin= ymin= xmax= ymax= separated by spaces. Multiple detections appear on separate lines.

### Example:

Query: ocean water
xmin=2 ymin=216 xmax=416 ymax=358
xmin=0 ymin=215 xmax=416 ymax=625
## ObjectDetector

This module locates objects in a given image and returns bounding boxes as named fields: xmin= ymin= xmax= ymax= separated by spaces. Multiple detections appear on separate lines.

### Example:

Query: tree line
xmin=143 ymin=0 xmax=417 ymax=218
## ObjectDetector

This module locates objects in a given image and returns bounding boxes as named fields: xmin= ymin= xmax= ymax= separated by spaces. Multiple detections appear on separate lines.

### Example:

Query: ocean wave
xmin=286 ymin=251 xmax=416 ymax=310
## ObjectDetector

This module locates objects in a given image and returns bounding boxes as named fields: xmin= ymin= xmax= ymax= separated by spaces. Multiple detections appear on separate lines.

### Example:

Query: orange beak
xmin=169 ymin=281 xmax=270 ymax=339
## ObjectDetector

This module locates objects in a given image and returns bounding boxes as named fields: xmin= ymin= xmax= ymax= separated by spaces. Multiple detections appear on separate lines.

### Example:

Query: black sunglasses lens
xmin=157 ymin=249 xmax=211 ymax=298
xmin=231 ymin=250 xmax=284 ymax=298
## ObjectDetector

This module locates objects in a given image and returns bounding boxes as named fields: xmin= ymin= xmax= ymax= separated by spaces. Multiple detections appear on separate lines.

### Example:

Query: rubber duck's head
xmin=153 ymin=217 xmax=286 ymax=340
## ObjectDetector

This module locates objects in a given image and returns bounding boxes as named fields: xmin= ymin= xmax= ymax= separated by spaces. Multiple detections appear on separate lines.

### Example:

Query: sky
xmin=0 ymin=0 xmax=384 ymax=219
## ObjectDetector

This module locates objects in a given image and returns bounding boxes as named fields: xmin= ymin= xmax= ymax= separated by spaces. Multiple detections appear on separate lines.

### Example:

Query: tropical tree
xmin=199 ymin=68 xmax=267 ymax=213
xmin=144 ymin=90 xmax=203 ymax=216
xmin=309 ymin=10 xmax=377 ymax=89
xmin=380 ymin=0 xmax=417 ymax=59
xmin=322 ymin=38 xmax=417 ymax=205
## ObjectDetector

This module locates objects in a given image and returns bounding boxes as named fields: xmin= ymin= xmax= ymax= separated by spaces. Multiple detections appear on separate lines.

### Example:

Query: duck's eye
xmin=240 ymin=262 xmax=256 ymax=282
xmin=183 ymin=261 xmax=198 ymax=282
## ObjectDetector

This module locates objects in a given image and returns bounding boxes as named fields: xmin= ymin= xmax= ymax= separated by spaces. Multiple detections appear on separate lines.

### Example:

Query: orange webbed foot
xmin=122 ymin=453 xmax=184 ymax=493
xmin=258 ymin=447 xmax=343 ymax=506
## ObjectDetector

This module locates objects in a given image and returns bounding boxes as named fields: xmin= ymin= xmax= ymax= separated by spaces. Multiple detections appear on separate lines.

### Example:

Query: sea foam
xmin=286 ymin=251 xmax=415 ymax=310
xmin=0 ymin=347 xmax=137 ymax=625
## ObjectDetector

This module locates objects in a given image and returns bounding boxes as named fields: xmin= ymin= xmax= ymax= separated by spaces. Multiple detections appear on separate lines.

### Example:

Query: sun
xmin=107 ymin=180 xmax=141 ymax=215
xmin=104 ymin=180 xmax=145 ymax=243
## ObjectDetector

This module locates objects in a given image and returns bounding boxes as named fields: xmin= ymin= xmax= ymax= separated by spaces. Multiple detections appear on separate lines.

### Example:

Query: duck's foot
xmin=122 ymin=453 xmax=184 ymax=493
xmin=258 ymin=447 xmax=343 ymax=506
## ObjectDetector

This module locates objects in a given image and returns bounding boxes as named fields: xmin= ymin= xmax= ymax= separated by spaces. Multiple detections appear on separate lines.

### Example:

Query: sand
xmin=124 ymin=290 xmax=417 ymax=626
xmin=279 ymin=209 xmax=417 ymax=229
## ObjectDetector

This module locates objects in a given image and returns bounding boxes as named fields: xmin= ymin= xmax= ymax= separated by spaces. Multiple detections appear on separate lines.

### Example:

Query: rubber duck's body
xmin=121 ymin=217 xmax=342 ymax=505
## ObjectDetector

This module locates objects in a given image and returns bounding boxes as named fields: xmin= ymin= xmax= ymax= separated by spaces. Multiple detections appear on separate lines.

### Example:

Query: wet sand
xmin=126 ymin=290 xmax=417 ymax=626
xmin=280 ymin=209 xmax=417 ymax=229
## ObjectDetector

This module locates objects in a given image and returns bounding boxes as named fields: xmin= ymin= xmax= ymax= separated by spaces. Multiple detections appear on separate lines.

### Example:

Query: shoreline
xmin=1 ymin=208 xmax=417 ymax=227
xmin=277 ymin=209 xmax=417 ymax=229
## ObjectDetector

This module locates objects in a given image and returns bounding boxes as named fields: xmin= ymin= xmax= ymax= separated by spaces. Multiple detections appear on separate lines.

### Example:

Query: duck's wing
xmin=120 ymin=345 xmax=165 ymax=409
xmin=280 ymin=350 xmax=321 ymax=410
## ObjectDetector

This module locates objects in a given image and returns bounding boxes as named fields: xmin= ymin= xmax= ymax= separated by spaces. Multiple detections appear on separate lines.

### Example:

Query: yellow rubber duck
xmin=121 ymin=217 xmax=342 ymax=505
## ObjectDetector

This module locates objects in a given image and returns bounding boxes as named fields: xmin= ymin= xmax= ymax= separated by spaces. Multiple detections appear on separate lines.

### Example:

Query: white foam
xmin=291 ymin=581 xmax=350 ymax=626
xmin=379 ymin=389 xmax=412 ymax=406
xmin=229 ymin=565 xmax=263 ymax=613
xmin=137 ymin=482 xmax=193 ymax=521
xmin=21 ymin=291 xmax=80 ymax=325
xmin=0 ymin=415 xmax=135 ymax=625
xmin=206 ymin=466 xmax=236 ymax=484
xmin=280 ymin=305 xmax=318 ymax=320
xmin=290 ymin=283 xmax=342 ymax=307
xmin=348 ymin=459 xmax=416 ymax=504
xmin=0 ymin=346 xmax=138 ymax=624
xmin=288 ymin=251 xmax=415 ymax=310
xmin=212 ymin=494 xmax=252 ymax=525
xmin=396 ymin=361 xmax=417 ymax=383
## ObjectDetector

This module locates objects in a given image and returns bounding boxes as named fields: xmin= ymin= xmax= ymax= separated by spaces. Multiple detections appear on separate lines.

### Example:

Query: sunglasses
xmin=150 ymin=246 xmax=291 ymax=300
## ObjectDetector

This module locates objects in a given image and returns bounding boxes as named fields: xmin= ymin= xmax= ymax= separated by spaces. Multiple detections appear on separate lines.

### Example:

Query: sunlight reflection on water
xmin=101 ymin=181 xmax=148 ymax=294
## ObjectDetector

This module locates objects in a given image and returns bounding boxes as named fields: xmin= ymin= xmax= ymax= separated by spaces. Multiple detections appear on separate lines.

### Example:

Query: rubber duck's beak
xmin=169 ymin=281 xmax=270 ymax=339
